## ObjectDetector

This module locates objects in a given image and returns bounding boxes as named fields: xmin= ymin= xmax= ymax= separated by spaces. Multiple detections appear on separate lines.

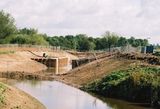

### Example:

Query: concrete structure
xmin=72 ymin=58 xmax=96 ymax=69
xmin=31 ymin=57 xmax=70 ymax=74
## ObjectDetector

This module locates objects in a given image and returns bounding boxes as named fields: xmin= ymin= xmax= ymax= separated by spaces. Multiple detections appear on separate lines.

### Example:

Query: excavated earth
xmin=0 ymin=47 xmax=159 ymax=109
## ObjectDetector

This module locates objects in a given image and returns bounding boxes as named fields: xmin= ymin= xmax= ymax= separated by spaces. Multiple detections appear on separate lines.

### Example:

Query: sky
xmin=0 ymin=0 xmax=160 ymax=44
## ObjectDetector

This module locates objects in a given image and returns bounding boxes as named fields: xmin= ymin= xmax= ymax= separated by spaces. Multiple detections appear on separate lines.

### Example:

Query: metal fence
xmin=0 ymin=44 xmax=61 ymax=50
xmin=105 ymin=45 xmax=141 ymax=53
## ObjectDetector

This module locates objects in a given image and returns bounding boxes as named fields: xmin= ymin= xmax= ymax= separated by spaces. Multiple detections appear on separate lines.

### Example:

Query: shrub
xmin=83 ymin=66 xmax=160 ymax=107
xmin=1 ymin=34 xmax=49 ymax=45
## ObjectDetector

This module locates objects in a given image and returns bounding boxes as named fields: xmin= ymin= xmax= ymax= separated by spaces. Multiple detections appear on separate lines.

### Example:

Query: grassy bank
xmin=82 ymin=66 xmax=160 ymax=108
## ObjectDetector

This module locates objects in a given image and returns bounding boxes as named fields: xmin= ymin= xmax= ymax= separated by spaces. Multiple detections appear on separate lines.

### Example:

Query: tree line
xmin=46 ymin=33 xmax=148 ymax=51
xmin=0 ymin=10 xmax=149 ymax=51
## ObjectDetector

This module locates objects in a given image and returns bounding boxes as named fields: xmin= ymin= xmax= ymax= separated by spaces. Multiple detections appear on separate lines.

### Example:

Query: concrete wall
xmin=58 ymin=57 xmax=72 ymax=74
xmin=58 ymin=57 xmax=68 ymax=67
xmin=32 ymin=57 xmax=71 ymax=74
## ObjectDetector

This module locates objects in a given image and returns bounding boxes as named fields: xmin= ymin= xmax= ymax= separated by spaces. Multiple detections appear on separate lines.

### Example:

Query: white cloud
xmin=0 ymin=0 xmax=160 ymax=44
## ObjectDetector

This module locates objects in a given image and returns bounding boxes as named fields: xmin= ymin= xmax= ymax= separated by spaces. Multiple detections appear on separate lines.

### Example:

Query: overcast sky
xmin=0 ymin=0 xmax=160 ymax=44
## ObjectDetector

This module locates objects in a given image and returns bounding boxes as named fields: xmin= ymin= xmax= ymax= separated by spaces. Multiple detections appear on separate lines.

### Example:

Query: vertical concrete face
xmin=58 ymin=58 xmax=68 ymax=67
xmin=58 ymin=57 xmax=72 ymax=74
xmin=31 ymin=57 xmax=71 ymax=74
xmin=55 ymin=58 xmax=59 ymax=75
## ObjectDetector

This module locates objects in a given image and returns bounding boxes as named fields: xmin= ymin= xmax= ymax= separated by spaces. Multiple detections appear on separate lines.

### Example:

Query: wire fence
xmin=0 ymin=44 xmax=61 ymax=51
xmin=105 ymin=45 xmax=141 ymax=53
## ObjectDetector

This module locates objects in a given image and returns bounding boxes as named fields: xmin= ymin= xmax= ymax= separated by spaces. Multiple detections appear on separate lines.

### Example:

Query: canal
xmin=5 ymin=80 xmax=153 ymax=109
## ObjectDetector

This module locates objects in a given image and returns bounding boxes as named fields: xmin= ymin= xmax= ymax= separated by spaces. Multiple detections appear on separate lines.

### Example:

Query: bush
xmin=83 ymin=66 xmax=160 ymax=107
xmin=1 ymin=34 xmax=49 ymax=45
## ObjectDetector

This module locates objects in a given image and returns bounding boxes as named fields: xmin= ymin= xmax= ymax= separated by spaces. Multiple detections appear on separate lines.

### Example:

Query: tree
xmin=141 ymin=39 xmax=149 ymax=46
xmin=0 ymin=10 xmax=17 ymax=39
xmin=103 ymin=31 xmax=119 ymax=52
xmin=75 ymin=34 xmax=95 ymax=51
xmin=128 ymin=37 xmax=149 ymax=47
xmin=78 ymin=39 xmax=95 ymax=51
xmin=18 ymin=28 xmax=38 ymax=35
xmin=65 ymin=35 xmax=77 ymax=49
xmin=46 ymin=36 xmax=60 ymax=46
xmin=29 ymin=34 xmax=49 ymax=45
xmin=95 ymin=38 xmax=105 ymax=50
xmin=10 ymin=34 xmax=30 ymax=44
xmin=117 ymin=37 xmax=127 ymax=47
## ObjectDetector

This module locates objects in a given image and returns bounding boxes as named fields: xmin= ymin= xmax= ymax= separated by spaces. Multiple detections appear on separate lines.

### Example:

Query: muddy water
xmin=7 ymin=80 xmax=152 ymax=109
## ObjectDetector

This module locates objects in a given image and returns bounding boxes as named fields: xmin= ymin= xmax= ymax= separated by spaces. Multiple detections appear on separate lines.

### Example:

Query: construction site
xmin=0 ymin=45 xmax=157 ymax=77
xmin=0 ymin=44 xmax=159 ymax=109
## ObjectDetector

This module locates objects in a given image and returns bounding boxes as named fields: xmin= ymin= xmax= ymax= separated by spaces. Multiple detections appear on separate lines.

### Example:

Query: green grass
xmin=0 ymin=51 xmax=15 ymax=55
xmin=82 ymin=66 xmax=160 ymax=107
xmin=0 ymin=82 xmax=7 ymax=105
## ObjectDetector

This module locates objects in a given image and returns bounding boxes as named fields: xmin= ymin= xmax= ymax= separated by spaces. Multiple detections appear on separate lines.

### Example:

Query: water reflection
xmin=44 ymin=66 xmax=72 ymax=75
xmin=12 ymin=81 xmax=110 ymax=109
xmin=7 ymin=80 xmax=152 ymax=109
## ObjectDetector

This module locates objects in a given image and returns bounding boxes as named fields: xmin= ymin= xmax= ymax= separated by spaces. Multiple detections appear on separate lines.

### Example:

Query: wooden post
xmin=55 ymin=58 xmax=59 ymax=74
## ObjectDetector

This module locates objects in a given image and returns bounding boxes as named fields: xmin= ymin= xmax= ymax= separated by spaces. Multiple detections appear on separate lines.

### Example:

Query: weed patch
xmin=82 ymin=66 xmax=160 ymax=107
xmin=0 ymin=82 xmax=7 ymax=105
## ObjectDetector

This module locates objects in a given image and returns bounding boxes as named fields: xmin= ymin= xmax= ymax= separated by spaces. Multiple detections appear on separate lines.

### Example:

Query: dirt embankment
xmin=58 ymin=57 xmax=136 ymax=88
xmin=0 ymin=51 xmax=47 ymax=73
xmin=118 ymin=52 xmax=160 ymax=65
xmin=59 ymin=52 xmax=160 ymax=88
xmin=0 ymin=48 xmax=77 ymax=74
xmin=0 ymin=81 xmax=45 ymax=109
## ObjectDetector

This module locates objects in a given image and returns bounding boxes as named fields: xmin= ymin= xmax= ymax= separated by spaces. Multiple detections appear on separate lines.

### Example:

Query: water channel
xmin=5 ymin=79 xmax=152 ymax=109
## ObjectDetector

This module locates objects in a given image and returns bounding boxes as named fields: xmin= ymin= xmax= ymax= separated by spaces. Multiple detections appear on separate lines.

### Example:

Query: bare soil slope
xmin=59 ymin=57 xmax=136 ymax=87
xmin=0 ymin=82 xmax=46 ymax=109
xmin=0 ymin=51 xmax=47 ymax=73
xmin=0 ymin=48 xmax=77 ymax=73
